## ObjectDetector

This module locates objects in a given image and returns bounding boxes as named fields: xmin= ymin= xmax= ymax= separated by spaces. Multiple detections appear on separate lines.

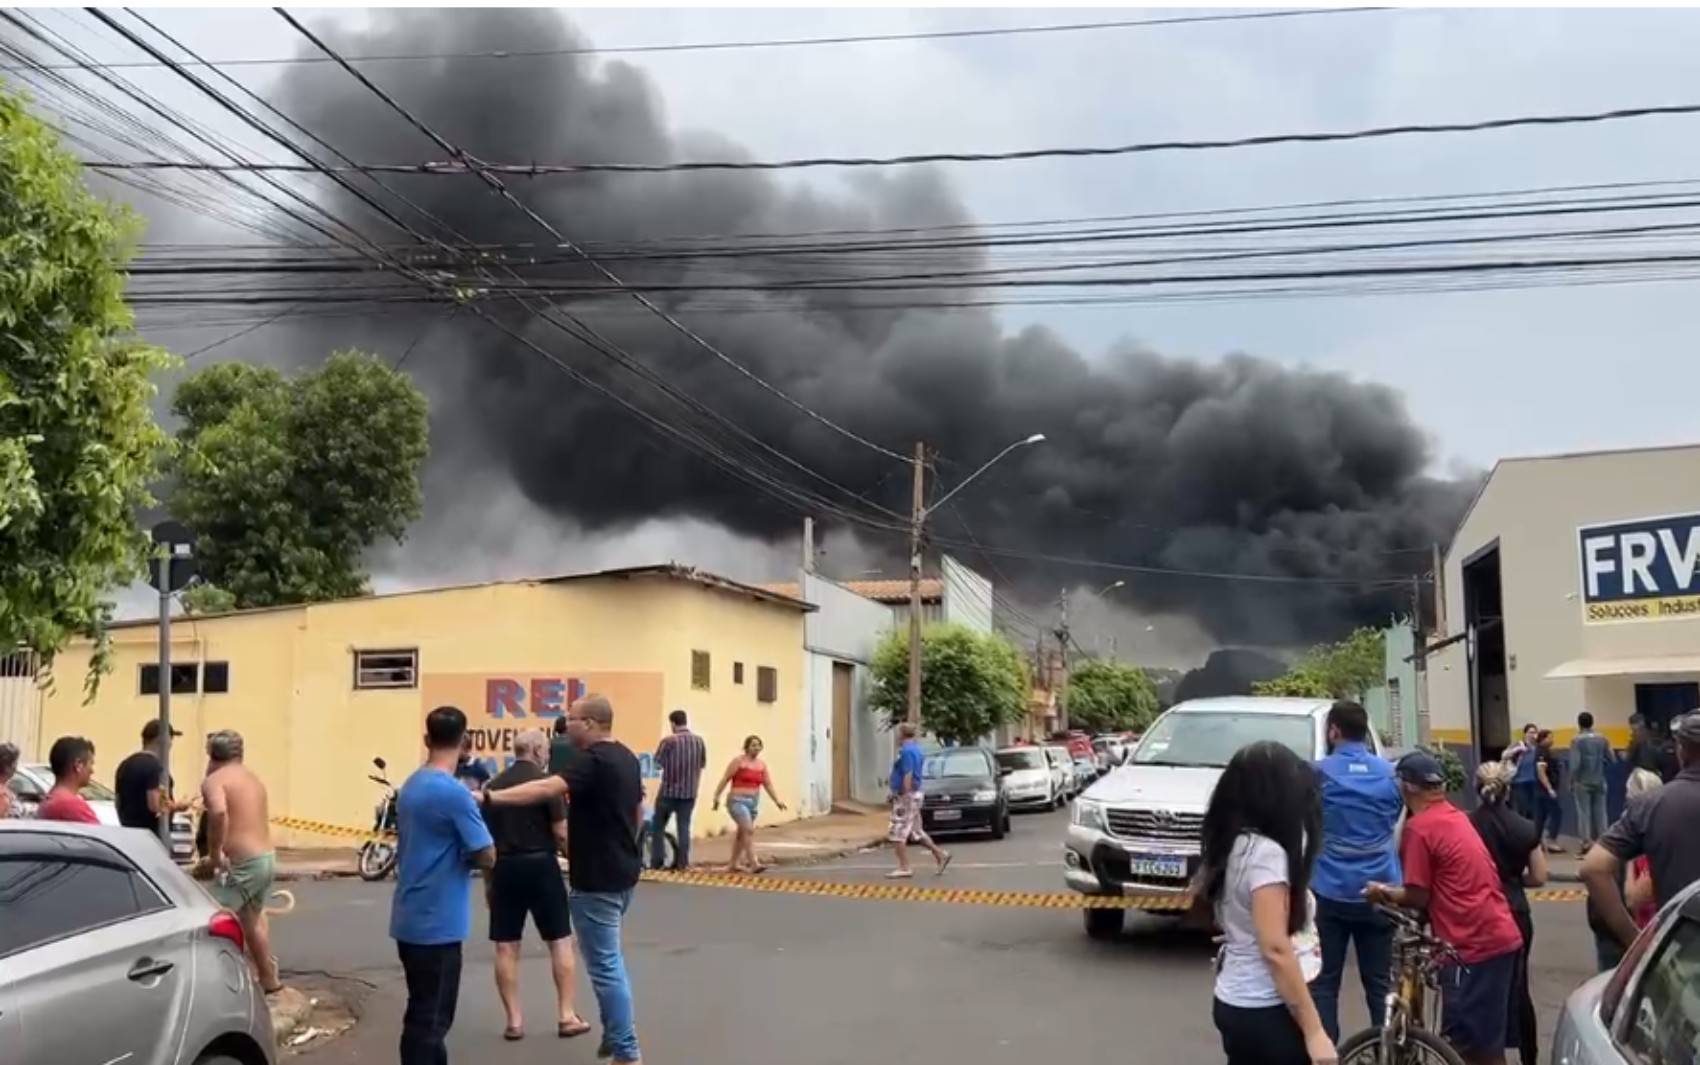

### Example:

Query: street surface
xmin=284 ymin=808 xmax=1599 ymax=1065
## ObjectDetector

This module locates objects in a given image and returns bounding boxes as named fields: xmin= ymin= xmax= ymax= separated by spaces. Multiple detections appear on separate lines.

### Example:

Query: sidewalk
xmin=273 ymin=807 xmax=888 ymax=881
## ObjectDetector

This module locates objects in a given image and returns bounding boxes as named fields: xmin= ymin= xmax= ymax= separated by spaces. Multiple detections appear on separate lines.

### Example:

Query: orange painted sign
xmin=420 ymin=671 xmax=666 ymax=779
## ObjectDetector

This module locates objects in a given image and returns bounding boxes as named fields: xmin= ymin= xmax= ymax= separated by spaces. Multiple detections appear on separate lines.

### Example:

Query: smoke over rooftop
xmin=205 ymin=9 xmax=1474 ymax=645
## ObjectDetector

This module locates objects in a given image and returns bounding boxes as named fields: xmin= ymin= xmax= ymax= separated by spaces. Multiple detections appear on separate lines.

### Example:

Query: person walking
xmin=1582 ymin=712 xmax=1700 ymax=959
xmin=1508 ymin=723 xmax=1541 ymax=820
xmin=1195 ymin=741 xmax=1332 ymax=1065
xmin=883 ymin=722 xmax=949 ymax=881
xmin=1568 ymin=711 xmax=1615 ymax=854
xmin=37 ymin=736 xmax=100 ymax=823
xmin=650 ymin=710 xmax=706 ymax=870
xmin=1468 ymin=761 xmax=1548 ymax=1065
xmin=1365 ymin=752 xmax=1524 ymax=1065
xmin=483 ymin=694 xmax=646 ymax=1065
xmin=114 ymin=719 xmax=189 ymax=843
xmin=482 ymin=729 xmax=588 ymax=1042
xmin=1532 ymin=730 xmax=1565 ymax=853
xmin=198 ymin=730 xmax=283 ymax=995
xmin=711 ymin=735 xmax=787 ymax=874
xmin=392 ymin=706 xmax=496 ymax=1065
xmin=1310 ymin=700 xmax=1402 ymax=1043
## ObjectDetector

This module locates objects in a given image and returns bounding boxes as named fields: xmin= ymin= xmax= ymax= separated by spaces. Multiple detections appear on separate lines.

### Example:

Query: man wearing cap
xmin=115 ymin=719 xmax=189 ymax=843
xmin=1365 ymin=751 xmax=1523 ymax=1065
xmin=1583 ymin=712 xmax=1700 ymax=954
xmin=199 ymin=729 xmax=282 ymax=994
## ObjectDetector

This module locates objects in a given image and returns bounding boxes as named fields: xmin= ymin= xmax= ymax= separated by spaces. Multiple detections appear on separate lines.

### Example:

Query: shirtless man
xmin=198 ymin=729 xmax=281 ymax=993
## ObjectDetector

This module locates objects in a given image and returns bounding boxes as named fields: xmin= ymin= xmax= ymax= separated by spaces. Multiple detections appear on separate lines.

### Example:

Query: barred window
xmin=354 ymin=649 xmax=417 ymax=690
xmin=691 ymin=650 xmax=711 ymax=691
xmin=756 ymin=666 xmax=778 ymax=704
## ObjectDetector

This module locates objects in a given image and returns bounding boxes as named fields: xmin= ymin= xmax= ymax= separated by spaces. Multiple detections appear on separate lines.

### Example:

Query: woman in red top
xmin=38 ymin=736 xmax=102 ymax=823
xmin=1623 ymin=769 xmax=1664 ymax=927
xmin=711 ymin=736 xmax=786 ymax=873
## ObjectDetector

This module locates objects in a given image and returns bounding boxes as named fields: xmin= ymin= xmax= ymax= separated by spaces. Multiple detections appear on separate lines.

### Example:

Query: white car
xmin=1065 ymin=697 xmax=1386 ymax=939
xmin=1044 ymin=745 xmax=1078 ymax=798
xmin=8 ymin=764 xmax=195 ymax=864
xmin=995 ymin=747 xmax=1066 ymax=810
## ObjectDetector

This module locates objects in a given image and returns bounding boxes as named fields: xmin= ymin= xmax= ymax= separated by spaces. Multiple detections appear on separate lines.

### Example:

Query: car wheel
xmin=1084 ymin=905 xmax=1125 ymax=940
xmin=194 ymin=1056 xmax=246 ymax=1065
xmin=990 ymin=809 xmax=1007 ymax=840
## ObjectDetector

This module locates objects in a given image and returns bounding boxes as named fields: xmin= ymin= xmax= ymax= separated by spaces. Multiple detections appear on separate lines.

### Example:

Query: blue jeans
xmin=1576 ymin=784 xmax=1608 ymax=844
xmin=651 ymin=796 xmax=695 ymax=870
xmin=570 ymin=889 xmax=640 ymax=1063
xmin=1536 ymin=791 xmax=1564 ymax=842
xmin=1311 ymin=896 xmax=1393 ymax=1042
xmin=1512 ymin=781 xmax=1540 ymax=821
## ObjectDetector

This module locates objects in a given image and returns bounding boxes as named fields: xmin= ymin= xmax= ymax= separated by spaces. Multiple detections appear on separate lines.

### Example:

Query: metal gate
xmin=0 ymin=650 xmax=43 ymax=758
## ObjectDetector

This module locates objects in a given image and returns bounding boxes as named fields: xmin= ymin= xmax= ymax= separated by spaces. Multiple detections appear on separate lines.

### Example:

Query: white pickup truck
xmin=1064 ymin=696 xmax=1387 ymax=939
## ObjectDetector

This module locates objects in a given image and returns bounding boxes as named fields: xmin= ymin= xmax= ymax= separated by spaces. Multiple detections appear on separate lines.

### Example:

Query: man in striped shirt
xmin=651 ymin=710 xmax=707 ymax=871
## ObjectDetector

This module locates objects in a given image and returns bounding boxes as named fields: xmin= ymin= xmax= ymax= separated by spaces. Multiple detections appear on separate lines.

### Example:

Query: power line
xmin=86 ymin=99 xmax=1700 ymax=177
xmin=928 ymin=536 xmax=1430 ymax=587
xmin=7 ymin=8 xmax=1388 ymax=71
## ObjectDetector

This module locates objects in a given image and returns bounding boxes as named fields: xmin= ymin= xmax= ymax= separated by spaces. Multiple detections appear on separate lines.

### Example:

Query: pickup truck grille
xmin=1105 ymin=808 xmax=1203 ymax=843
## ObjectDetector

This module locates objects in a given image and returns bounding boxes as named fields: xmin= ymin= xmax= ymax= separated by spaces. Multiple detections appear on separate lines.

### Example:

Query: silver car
xmin=1551 ymin=875 xmax=1700 ymax=1065
xmin=9 ymin=762 xmax=196 ymax=863
xmin=0 ymin=820 xmax=276 ymax=1065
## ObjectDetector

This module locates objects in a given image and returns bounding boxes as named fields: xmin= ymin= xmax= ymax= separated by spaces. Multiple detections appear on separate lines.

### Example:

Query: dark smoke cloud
xmin=237 ymin=9 xmax=1475 ymax=644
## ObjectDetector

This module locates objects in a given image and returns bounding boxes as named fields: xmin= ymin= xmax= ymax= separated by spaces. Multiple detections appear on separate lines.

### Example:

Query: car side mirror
xmin=373 ymin=757 xmax=387 ymax=771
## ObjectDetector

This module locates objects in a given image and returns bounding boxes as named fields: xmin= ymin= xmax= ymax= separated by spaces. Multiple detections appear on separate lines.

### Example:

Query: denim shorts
xmin=727 ymin=794 xmax=759 ymax=825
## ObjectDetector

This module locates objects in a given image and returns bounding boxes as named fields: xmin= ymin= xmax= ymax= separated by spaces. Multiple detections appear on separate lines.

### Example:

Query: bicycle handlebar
xmin=1370 ymin=902 xmax=1462 ymax=963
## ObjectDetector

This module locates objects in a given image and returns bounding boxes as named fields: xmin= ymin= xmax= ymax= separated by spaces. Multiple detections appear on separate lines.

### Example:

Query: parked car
xmin=1073 ymin=753 xmax=1100 ymax=785
xmin=1045 ymin=745 xmax=1079 ymax=798
xmin=1093 ymin=734 xmax=1129 ymax=769
xmin=1551 ymin=875 xmax=1700 ymax=1065
xmin=1065 ymin=696 xmax=1385 ymax=939
xmin=0 ymin=819 xmax=277 ymax=1065
xmin=995 ymin=747 xmax=1065 ymax=811
xmin=9 ymin=763 xmax=195 ymax=864
xmin=919 ymin=747 xmax=1010 ymax=839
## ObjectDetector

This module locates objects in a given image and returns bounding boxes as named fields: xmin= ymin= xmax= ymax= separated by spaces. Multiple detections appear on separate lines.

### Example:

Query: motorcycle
xmin=357 ymin=757 xmax=399 ymax=882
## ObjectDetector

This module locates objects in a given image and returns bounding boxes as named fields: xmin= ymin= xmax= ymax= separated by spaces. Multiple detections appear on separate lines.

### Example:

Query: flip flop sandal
xmin=936 ymin=853 xmax=953 ymax=876
xmin=559 ymin=1018 xmax=592 ymax=1039
xmin=503 ymin=1027 xmax=525 ymax=1042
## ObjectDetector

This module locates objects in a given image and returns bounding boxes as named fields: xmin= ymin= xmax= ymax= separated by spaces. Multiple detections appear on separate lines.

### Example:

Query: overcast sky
xmin=43 ymin=6 xmax=1700 ymax=634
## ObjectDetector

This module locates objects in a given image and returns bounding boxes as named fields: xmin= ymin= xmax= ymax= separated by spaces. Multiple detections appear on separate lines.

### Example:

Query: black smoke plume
xmin=237 ymin=9 xmax=1473 ymax=645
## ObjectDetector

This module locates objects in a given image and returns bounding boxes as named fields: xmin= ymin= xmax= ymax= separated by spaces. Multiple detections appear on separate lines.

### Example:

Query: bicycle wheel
xmin=1338 ymin=1025 xmax=1467 ymax=1065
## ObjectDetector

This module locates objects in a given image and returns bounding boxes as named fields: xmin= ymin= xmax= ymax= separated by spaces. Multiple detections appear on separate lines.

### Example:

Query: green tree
xmin=0 ymin=87 xmax=173 ymax=692
xmin=1252 ymin=627 xmax=1387 ymax=701
xmin=180 ymin=583 xmax=237 ymax=616
xmin=870 ymin=623 xmax=1029 ymax=746
xmin=168 ymin=351 xmax=429 ymax=608
xmin=1066 ymin=659 xmax=1160 ymax=733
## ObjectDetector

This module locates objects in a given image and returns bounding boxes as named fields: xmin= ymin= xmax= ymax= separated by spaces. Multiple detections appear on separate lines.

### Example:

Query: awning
xmin=1545 ymin=654 xmax=1700 ymax=679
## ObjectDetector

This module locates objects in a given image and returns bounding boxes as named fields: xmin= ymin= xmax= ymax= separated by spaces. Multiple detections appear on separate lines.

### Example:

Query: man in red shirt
xmin=37 ymin=736 xmax=101 ymax=824
xmin=1365 ymin=752 xmax=1523 ymax=1065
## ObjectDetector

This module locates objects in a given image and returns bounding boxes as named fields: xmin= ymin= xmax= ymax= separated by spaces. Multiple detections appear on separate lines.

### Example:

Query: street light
xmin=906 ymin=432 xmax=1046 ymax=724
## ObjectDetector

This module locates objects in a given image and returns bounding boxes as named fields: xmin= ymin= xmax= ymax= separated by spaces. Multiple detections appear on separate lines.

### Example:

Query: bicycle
xmin=1335 ymin=903 xmax=1467 ymax=1065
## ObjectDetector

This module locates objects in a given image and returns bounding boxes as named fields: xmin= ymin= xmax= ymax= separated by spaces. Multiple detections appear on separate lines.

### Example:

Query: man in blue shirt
xmin=392 ymin=706 xmax=495 ymax=1065
xmin=1311 ymin=700 xmax=1404 ymax=1042
xmin=887 ymin=722 xmax=949 ymax=880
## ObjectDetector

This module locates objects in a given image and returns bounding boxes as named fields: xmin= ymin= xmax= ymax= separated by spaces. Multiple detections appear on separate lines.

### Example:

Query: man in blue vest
xmin=1311 ymin=699 xmax=1404 ymax=1042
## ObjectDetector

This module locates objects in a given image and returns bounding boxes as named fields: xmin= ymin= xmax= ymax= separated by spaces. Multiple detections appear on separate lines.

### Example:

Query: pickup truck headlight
xmin=1072 ymin=799 xmax=1107 ymax=831
xmin=971 ymin=789 xmax=997 ymax=804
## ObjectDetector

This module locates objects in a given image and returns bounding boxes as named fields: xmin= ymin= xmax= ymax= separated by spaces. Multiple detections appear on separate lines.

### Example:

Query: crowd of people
xmin=1199 ymin=700 xmax=1700 ymax=1065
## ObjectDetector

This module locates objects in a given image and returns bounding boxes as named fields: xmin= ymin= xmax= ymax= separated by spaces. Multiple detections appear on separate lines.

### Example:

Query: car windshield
xmin=80 ymin=780 xmax=115 ymax=801
xmin=996 ymin=750 xmax=1045 ymax=771
xmin=1130 ymin=711 xmax=1315 ymax=768
xmin=924 ymin=750 xmax=990 ymax=778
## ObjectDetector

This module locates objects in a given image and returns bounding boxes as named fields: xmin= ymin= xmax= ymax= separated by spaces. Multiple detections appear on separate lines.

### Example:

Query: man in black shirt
xmin=484 ymin=694 xmax=644 ymax=1065
xmin=114 ymin=720 xmax=184 ymax=841
xmin=483 ymin=729 xmax=587 ymax=1041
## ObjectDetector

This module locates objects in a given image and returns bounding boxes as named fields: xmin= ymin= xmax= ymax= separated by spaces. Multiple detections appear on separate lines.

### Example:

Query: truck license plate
xmin=932 ymin=808 xmax=961 ymax=821
xmin=1128 ymin=854 xmax=1185 ymax=879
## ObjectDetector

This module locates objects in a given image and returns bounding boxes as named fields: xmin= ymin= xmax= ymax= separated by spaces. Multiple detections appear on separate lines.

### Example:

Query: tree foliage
xmin=0 ymin=87 xmax=173 ymax=692
xmin=871 ymin=623 xmax=1029 ymax=747
xmin=1253 ymin=627 xmax=1387 ymax=701
xmin=1066 ymin=659 xmax=1160 ymax=733
xmin=168 ymin=351 xmax=429 ymax=608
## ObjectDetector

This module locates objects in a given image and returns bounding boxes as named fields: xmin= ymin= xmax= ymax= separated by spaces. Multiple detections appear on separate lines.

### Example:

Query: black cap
xmin=1396 ymin=750 xmax=1446 ymax=788
xmin=141 ymin=719 xmax=183 ymax=743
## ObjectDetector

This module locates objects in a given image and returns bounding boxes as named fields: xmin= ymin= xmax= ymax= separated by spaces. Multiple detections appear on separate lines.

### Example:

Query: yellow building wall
xmin=38 ymin=576 xmax=809 ymax=850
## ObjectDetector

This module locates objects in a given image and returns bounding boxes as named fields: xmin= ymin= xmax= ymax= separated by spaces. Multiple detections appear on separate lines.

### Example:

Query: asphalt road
xmin=283 ymin=807 xmax=1602 ymax=1065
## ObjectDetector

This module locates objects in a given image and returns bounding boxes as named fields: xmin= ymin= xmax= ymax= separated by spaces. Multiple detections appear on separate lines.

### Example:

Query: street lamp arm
xmin=924 ymin=433 xmax=1045 ymax=517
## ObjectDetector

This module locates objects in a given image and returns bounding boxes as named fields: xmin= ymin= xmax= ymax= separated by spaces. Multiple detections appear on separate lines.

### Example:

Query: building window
xmin=1387 ymin=678 xmax=1403 ymax=746
xmin=756 ymin=666 xmax=778 ymax=704
xmin=733 ymin=661 xmax=745 ymax=685
xmin=691 ymin=650 xmax=711 ymax=691
xmin=139 ymin=663 xmax=200 ymax=696
xmin=203 ymin=662 xmax=230 ymax=694
xmin=353 ymin=649 xmax=417 ymax=690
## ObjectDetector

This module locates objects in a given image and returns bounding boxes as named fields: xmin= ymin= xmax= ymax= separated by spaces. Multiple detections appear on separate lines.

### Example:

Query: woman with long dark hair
xmin=1195 ymin=741 xmax=1335 ymax=1065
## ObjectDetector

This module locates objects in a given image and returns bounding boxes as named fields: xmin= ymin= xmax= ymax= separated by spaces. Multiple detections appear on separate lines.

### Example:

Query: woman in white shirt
xmin=1194 ymin=740 xmax=1336 ymax=1065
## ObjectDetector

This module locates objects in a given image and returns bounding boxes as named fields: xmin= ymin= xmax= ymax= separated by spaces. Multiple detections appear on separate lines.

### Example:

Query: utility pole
xmin=1431 ymin=543 xmax=1446 ymax=634
xmin=1056 ymin=589 xmax=1071 ymax=734
xmin=802 ymin=517 xmax=815 ymax=574
xmin=906 ymin=442 xmax=926 ymax=725
xmin=155 ymin=549 xmax=173 ymax=848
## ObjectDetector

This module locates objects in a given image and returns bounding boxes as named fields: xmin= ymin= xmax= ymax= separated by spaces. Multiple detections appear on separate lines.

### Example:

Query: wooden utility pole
xmin=1056 ymin=589 xmax=1071 ymax=734
xmin=905 ymin=442 xmax=926 ymax=724
xmin=1431 ymin=543 xmax=1446 ymax=634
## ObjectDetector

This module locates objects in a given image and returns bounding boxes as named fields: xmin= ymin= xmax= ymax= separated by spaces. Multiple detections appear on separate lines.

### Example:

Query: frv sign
xmin=1579 ymin=512 xmax=1700 ymax=624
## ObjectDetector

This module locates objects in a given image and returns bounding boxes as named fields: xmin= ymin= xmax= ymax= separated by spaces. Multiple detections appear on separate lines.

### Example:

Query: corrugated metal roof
xmin=759 ymin=577 xmax=943 ymax=604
